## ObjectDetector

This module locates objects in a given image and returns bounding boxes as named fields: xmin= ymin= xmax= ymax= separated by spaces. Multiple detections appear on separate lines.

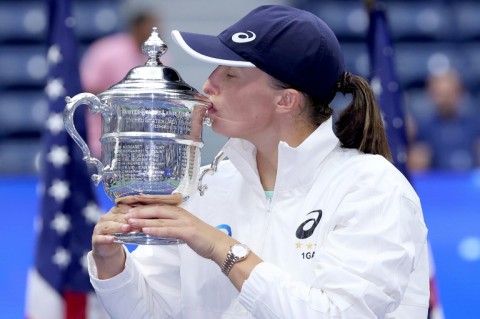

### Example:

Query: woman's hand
xmin=92 ymin=204 xmax=131 ymax=258
xmin=120 ymin=194 xmax=235 ymax=261
xmin=91 ymin=203 xmax=133 ymax=279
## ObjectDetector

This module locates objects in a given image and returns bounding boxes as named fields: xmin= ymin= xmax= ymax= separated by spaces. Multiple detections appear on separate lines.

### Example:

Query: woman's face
xmin=202 ymin=66 xmax=281 ymax=140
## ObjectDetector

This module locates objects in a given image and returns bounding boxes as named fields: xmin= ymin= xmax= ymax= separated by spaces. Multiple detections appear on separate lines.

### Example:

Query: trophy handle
xmin=64 ymin=93 xmax=105 ymax=185
xmin=197 ymin=151 xmax=226 ymax=196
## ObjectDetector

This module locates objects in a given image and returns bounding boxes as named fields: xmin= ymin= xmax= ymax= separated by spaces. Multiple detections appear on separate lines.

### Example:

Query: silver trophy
xmin=64 ymin=28 xmax=210 ymax=245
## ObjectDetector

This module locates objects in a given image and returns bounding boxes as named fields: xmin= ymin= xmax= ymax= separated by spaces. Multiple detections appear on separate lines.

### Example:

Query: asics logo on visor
xmin=231 ymin=31 xmax=256 ymax=43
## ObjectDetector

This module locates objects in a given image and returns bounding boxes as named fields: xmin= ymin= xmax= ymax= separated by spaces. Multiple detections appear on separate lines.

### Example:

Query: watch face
xmin=231 ymin=244 xmax=249 ymax=258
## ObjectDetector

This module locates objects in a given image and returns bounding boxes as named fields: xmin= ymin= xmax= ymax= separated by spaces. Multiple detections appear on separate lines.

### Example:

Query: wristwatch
xmin=221 ymin=243 xmax=251 ymax=276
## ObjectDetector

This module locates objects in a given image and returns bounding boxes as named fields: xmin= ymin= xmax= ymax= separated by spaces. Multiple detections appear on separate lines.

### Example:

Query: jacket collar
xmin=221 ymin=117 xmax=340 ymax=191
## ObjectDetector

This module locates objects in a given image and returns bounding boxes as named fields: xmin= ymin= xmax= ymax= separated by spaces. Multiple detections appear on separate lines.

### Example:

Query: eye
xmin=223 ymin=66 xmax=238 ymax=78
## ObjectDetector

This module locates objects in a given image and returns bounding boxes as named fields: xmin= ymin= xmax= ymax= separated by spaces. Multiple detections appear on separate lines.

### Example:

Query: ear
xmin=276 ymin=89 xmax=302 ymax=114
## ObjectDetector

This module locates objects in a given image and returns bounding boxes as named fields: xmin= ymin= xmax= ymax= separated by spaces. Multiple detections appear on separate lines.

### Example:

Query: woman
xmin=88 ymin=5 xmax=429 ymax=318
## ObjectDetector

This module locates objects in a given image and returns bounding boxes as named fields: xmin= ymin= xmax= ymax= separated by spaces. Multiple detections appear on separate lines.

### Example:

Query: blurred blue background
xmin=1 ymin=0 xmax=480 ymax=318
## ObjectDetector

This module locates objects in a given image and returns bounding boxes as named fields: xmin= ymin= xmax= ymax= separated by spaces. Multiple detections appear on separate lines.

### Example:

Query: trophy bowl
xmin=64 ymin=28 xmax=210 ymax=245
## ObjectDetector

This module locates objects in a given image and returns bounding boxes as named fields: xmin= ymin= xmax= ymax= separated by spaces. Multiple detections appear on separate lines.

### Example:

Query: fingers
xmin=93 ymin=205 xmax=133 ymax=243
xmin=125 ymin=205 xmax=191 ymax=238
xmin=92 ymin=205 xmax=131 ymax=258
xmin=94 ymin=205 xmax=129 ymax=230
xmin=115 ymin=194 xmax=183 ymax=206
xmin=126 ymin=204 xmax=182 ymax=220
xmin=125 ymin=206 xmax=180 ymax=228
xmin=94 ymin=220 xmax=131 ymax=236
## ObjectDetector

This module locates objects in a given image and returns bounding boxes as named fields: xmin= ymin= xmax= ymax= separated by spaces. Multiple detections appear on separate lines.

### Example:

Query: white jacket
xmin=88 ymin=118 xmax=430 ymax=318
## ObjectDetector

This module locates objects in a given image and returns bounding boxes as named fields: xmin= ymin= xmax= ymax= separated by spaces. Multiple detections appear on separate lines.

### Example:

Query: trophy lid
xmin=98 ymin=27 xmax=200 ymax=100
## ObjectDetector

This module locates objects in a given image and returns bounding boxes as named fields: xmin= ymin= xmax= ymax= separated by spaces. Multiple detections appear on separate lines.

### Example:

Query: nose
xmin=202 ymin=78 xmax=215 ymax=96
xmin=203 ymin=67 xmax=220 ymax=96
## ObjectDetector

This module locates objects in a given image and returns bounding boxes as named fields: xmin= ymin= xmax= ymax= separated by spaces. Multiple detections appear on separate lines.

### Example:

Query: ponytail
xmin=334 ymin=72 xmax=392 ymax=161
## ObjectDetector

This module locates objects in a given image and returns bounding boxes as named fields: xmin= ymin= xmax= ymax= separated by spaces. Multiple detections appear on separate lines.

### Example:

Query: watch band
xmin=221 ymin=243 xmax=250 ymax=276
xmin=221 ymin=251 xmax=237 ymax=276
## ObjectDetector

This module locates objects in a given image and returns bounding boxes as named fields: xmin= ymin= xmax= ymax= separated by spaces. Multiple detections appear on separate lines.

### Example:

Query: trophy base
xmin=113 ymin=232 xmax=184 ymax=245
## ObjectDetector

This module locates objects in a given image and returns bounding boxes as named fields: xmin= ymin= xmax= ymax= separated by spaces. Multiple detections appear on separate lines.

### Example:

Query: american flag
xmin=25 ymin=0 xmax=108 ymax=318
xmin=366 ymin=3 xmax=444 ymax=319
xmin=366 ymin=2 xmax=409 ymax=178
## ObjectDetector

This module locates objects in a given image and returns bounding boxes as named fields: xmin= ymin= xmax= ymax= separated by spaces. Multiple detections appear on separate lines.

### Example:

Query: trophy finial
xmin=142 ymin=27 xmax=167 ymax=66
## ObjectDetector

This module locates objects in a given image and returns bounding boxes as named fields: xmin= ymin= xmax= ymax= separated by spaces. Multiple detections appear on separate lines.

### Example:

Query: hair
xmin=272 ymin=71 xmax=392 ymax=161
xmin=334 ymin=72 xmax=392 ymax=161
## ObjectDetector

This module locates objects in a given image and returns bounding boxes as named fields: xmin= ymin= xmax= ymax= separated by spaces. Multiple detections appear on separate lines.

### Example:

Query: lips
xmin=206 ymin=103 xmax=217 ymax=115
